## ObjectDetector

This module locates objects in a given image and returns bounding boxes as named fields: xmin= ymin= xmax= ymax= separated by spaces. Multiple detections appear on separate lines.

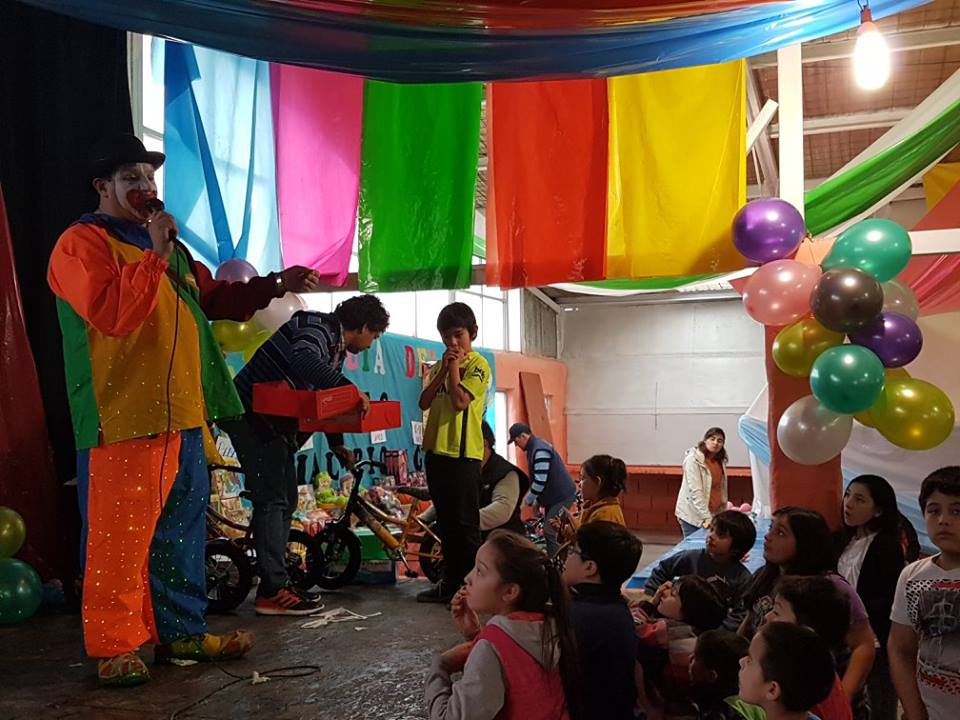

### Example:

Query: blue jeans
xmin=678 ymin=518 xmax=701 ymax=538
xmin=543 ymin=496 xmax=576 ymax=558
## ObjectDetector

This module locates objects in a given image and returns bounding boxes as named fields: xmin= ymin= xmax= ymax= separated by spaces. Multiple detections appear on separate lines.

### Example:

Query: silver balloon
xmin=253 ymin=292 xmax=306 ymax=332
xmin=776 ymin=395 xmax=853 ymax=466
xmin=881 ymin=279 xmax=920 ymax=321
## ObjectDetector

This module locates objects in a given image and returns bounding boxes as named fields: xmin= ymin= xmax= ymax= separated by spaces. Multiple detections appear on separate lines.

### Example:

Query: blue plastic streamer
xmin=18 ymin=0 xmax=929 ymax=83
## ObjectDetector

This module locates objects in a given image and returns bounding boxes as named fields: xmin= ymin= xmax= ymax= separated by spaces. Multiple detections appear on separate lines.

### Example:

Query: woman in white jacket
xmin=674 ymin=427 xmax=728 ymax=537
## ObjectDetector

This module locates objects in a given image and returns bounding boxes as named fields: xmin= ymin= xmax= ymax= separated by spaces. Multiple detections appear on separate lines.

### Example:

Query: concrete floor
xmin=0 ymin=533 xmax=677 ymax=720
xmin=0 ymin=580 xmax=453 ymax=720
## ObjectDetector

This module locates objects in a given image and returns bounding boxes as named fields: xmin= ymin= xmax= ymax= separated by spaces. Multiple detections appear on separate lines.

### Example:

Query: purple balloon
xmin=848 ymin=311 xmax=923 ymax=368
xmin=215 ymin=258 xmax=259 ymax=283
xmin=733 ymin=198 xmax=806 ymax=264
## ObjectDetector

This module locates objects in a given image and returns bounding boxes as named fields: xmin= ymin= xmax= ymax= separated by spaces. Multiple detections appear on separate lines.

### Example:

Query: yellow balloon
xmin=855 ymin=368 xmax=911 ymax=427
xmin=873 ymin=378 xmax=955 ymax=450
xmin=211 ymin=320 xmax=259 ymax=353
xmin=772 ymin=317 xmax=845 ymax=377
xmin=242 ymin=330 xmax=273 ymax=363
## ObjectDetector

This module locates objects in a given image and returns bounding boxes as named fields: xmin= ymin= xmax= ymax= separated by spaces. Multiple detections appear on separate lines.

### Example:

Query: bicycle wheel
xmin=311 ymin=524 xmax=362 ymax=589
xmin=205 ymin=539 xmax=253 ymax=613
xmin=286 ymin=529 xmax=320 ymax=594
xmin=418 ymin=534 xmax=445 ymax=585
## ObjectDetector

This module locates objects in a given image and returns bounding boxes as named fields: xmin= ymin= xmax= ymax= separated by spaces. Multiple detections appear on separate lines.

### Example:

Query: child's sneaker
xmin=255 ymin=586 xmax=323 ymax=616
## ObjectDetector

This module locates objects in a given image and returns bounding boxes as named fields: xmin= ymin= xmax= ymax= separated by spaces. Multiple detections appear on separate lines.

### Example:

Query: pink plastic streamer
xmin=271 ymin=64 xmax=362 ymax=284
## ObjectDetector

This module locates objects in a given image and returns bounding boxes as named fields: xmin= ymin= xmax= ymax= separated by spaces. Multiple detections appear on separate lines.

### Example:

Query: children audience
xmin=888 ymin=466 xmax=960 ymax=720
xmin=738 ymin=622 xmax=837 ymax=720
xmin=562 ymin=521 xmax=644 ymax=720
xmin=645 ymin=510 xmax=756 ymax=595
xmin=765 ymin=576 xmax=854 ymax=720
xmin=555 ymin=454 xmax=629 ymax=545
xmin=738 ymin=507 xmax=876 ymax=720
xmin=425 ymin=530 xmax=579 ymax=720
xmin=836 ymin=475 xmax=906 ymax=720
xmin=423 ymin=463 xmax=960 ymax=720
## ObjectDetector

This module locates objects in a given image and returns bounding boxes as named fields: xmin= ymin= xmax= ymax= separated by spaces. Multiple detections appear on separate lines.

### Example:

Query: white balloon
xmin=253 ymin=292 xmax=306 ymax=332
xmin=881 ymin=279 xmax=920 ymax=321
xmin=776 ymin=395 xmax=853 ymax=466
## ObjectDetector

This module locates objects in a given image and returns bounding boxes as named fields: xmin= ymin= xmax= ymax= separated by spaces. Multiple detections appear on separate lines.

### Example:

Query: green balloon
xmin=0 ymin=507 xmax=26 ymax=559
xmin=822 ymin=218 xmax=912 ymax=282
xmin=0 ymin=558 xmax=42 ymax=624
xmin=810 ymin=345 xmax=885 ymax=414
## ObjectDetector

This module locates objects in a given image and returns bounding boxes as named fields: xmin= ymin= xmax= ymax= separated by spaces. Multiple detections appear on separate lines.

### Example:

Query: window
xmin=130 ymin=34 xmax=521 ymax=349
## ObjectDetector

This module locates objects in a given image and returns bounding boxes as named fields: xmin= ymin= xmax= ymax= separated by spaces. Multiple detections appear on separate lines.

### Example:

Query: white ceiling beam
xmin=769 ymin=107 xmax=912 ymax=137
xmin=747 ymin=179 xmax=926 ymax=200
xmin=778 ymin=44 xmax=806 ymax=212
xmin=747 ymin=99 xmax=779 ymax=151
xmin=746 ymin=68 xmax=779 ymax=196
xmin=750 ymin=26 xmax=960 ymax=69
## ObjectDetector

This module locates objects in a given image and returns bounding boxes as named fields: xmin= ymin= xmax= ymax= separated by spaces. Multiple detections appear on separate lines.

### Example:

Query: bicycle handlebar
xmin=352 ymin=459 xmax=387 ymax=474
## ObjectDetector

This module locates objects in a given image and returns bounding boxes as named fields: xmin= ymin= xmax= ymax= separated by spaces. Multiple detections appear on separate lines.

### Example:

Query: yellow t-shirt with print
xmin=422 ymin=352 xmax=491 ymax=461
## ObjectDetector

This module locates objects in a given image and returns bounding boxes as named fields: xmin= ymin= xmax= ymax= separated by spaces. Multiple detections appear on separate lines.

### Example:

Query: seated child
xmin=562 ymin=520 xmax=644 ymax=720
xmin=425 ymin=529 xmax=578 ymax=720
xmin=633 ymin=575 xmax=730 ymax=711
xmin=738 ymin=622 xmax=837 ymax=720
xmin=765 ymin=575 xmax=853 ymax=720
xmin=688 ymin=630 xmax=762 ymax=720
xmin=645 ymin=510 xmax=756 ymax=595
xmin=556 ymin=454 xmax=628 ymax=544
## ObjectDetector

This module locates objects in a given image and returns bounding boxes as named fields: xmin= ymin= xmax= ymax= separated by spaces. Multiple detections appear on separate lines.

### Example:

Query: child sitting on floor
xmin=765 ymin=575 xmax=853 ymax=720
xmin=633 ymin=575 xmax=730 ymax=714
xmin=645 ymin=510 xmax=756 ymax=596
xmin=737 ymin=622 xmax=837 ymax=720
xmin=562 ymin=520 xmax=644 ymax=720
xmin=425 ymin=529 xmax=579 ymax=720
xmin=688 ymin=630 xmax=762 ymax=720
xmin=556 ymin=454 xmax=628 ymax=545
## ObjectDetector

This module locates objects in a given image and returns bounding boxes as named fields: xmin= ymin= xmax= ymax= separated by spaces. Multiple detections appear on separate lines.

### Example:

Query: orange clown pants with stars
xmin=77 ymin=428 xmax=208 ymax=658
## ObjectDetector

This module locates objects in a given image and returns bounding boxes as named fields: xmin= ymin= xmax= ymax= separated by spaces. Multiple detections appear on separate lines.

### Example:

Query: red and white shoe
xmin=255 ymin=586 xmax=323 ymax=616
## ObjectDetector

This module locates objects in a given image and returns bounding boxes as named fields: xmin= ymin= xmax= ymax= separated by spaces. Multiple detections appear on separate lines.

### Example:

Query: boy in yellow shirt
xmin=418 ymin=303 xmax=491 ymax=603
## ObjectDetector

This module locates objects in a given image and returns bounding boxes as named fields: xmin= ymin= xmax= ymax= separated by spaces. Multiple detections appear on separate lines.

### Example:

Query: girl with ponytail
xmin=578 ymin=454 xmax=628 ymax=526
xmin=425 ymin=530 xmax=581 ymax=720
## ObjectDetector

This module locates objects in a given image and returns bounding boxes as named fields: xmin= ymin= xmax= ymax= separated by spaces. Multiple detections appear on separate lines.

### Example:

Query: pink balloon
xmin=215 ymin=258 xmax=259 ymax=283
xmin=742 ymin=260 xmax=820 ymax=326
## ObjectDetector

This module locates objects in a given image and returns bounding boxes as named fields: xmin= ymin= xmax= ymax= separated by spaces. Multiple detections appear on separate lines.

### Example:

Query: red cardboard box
xmin=253 ymin=382 xmax=401 ymax=433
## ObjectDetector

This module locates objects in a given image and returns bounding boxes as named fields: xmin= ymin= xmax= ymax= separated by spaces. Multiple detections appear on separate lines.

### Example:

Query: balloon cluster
xmin=210 ymin=258 xmax=306 ymax=364
xmin=734 ymin=200 xmax=955 ymax=465
xmin=0 ymin=507 xmax=42 ymax=624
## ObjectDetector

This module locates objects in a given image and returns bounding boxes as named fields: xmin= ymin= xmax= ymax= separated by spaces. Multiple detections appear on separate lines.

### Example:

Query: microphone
xmin=144 ymin=197 xmax=177 ymax=243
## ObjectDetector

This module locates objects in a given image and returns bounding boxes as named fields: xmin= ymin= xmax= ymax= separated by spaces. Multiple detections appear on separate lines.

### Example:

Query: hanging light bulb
xmin=853 ymin=4 xmax=891 ymax=90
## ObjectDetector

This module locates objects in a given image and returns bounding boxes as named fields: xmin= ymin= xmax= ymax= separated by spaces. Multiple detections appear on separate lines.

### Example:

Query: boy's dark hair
xmin=773 ymin=575 xmax=850 ymax=651
xmin=677 ymin=575 xmax=729 ymax=632
xmin=581 ymin=454 xmax=628 ymax=499
xmin=575 ymin=521 xmax=643 ymax=590
xmin=758 ymin=622 xmax=836 ymax=713
xmin=711 ymin=510 xmax=757 ymax=561
xmin=437 ymin=302 xmax=478 ymax=339
xmin=695 ymin=629 xmax=749 ymax=697
xmin=919 ymin=466 xmax=960 ymax=512
xmin=334 ymin=294 xmax=390 ymax=333
xmin=481 ymin=420 xmax=496 ymax=448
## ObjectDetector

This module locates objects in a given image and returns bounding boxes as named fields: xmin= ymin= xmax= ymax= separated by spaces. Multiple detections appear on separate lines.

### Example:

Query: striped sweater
xmin=234 ymin=310 xmax=352 ymax=412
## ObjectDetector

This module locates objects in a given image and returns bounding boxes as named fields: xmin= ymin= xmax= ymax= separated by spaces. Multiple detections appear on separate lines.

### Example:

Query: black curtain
xmin=0 ymin=2 xmax=132 ymax=581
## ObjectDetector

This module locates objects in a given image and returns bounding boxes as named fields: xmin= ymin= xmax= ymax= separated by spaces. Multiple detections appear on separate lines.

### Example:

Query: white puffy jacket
xmin=674 ymin=446 xmax=727 ymax=527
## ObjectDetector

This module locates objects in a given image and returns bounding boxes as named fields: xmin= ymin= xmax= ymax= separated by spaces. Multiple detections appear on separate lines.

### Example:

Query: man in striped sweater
xmin=222 ymin=295 xmax=389 ymax=615
xmin=508 ymin=423 xmax=577 ymax=557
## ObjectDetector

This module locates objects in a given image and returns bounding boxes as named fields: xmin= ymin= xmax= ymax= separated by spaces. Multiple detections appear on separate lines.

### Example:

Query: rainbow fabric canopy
xmin=20 ymin=0 xmax=927 ymax=82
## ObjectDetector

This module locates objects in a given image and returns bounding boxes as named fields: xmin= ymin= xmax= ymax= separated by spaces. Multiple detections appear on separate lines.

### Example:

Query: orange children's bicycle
xmin=309 ymin=460 xmax=447 ymax=588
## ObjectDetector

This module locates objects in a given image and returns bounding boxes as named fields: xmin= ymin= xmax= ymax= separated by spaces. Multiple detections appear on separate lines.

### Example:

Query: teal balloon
xmin=0 ymin=507 xmax=26 ymax=559
xmin=822 ymin=219 xmax=912 ymax=282
xmin=0 ymin=558 xmax=42 ymax=624
xmin=810 ymin=345 xmax=885 ymax=414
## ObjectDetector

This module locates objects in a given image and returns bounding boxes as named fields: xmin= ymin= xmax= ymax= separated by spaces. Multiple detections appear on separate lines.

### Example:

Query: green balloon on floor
xmin=0 ymin=558 xmax=42 ymax=624
xmin=0 ymin=506 xmax=26 ymax=559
